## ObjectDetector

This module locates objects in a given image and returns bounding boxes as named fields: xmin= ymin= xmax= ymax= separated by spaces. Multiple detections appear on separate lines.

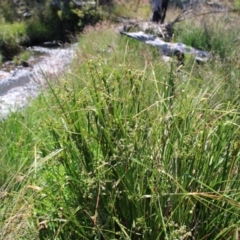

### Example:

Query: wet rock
xmin=21 ymin=60 xmax=31 ymax=67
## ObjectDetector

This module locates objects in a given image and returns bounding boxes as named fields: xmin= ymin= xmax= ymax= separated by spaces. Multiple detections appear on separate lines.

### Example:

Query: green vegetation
xmin=174 ymin=12 xmax=240 ymax=59
xmin=1 ymin=2 xmax=240 ymax=240
xmin=13 ymin=50 xmax=31 ymax=66
xmin=0 ymin=0 xmax=102 ymax=60
xmin=234 ymin=0 xmax=240 ymax=10
xmin=0 ymin=22 xmax=27 ymax=60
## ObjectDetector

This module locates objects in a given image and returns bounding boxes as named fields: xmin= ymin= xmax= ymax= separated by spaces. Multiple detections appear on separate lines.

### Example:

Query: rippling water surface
xmin=0 ymin=44 xmax=77 ymax=119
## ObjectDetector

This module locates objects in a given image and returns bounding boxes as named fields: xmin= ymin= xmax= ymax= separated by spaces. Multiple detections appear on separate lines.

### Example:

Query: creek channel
xmin=0 ymin=43 xmax=77 ymax=119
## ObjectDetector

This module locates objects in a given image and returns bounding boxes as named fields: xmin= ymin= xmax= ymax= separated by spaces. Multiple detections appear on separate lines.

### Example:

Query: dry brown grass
xmin=102 ymin=0 xmax=152 ymax=19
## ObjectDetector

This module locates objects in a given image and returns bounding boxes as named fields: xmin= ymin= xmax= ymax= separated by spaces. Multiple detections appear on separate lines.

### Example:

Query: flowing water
xmin=0 ymin=43 xmax=77 ymax=119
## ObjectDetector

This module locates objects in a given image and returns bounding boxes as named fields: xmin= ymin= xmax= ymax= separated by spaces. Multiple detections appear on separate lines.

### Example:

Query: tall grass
xmin=34 ymin=48 xmax=240 ymax=239
xmin=1 ymin=11 xmax=240 ymax=240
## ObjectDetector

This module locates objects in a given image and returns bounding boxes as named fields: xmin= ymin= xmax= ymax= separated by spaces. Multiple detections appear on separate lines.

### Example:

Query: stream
xmin=0 ymin=43 xmax=77 ymax=119
xmin=0 ymin=30 xmax=211 ymax=120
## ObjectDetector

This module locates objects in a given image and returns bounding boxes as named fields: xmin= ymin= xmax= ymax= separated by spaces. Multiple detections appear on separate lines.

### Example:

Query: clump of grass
xmin=33 ymin=56 xmax=240 ymax=239
xmin=1 ymin=14 xmax=240 ymax=240
xmin=0 ymin=22 xmax=27 ymax=60
xmin=13 ymin=50 xmax=31 ymax=66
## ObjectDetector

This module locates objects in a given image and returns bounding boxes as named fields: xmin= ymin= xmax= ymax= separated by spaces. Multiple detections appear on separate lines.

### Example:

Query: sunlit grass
xmin=0 ymin=22 xmax=27 ymax=60
xmin=1 ymin=8 xmax=240 ymax=240
xmin=100 ymin=0 xmax=152 ymax=20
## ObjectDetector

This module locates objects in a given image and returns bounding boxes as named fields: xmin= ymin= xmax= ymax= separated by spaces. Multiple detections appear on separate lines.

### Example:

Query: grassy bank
xmin=1 ymin=8 xmax=240 ymax=240
xmin=0 ymin=0 xmax=102 ymax=62
xmin=0 ymin=22 xmax=27 ymax=60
